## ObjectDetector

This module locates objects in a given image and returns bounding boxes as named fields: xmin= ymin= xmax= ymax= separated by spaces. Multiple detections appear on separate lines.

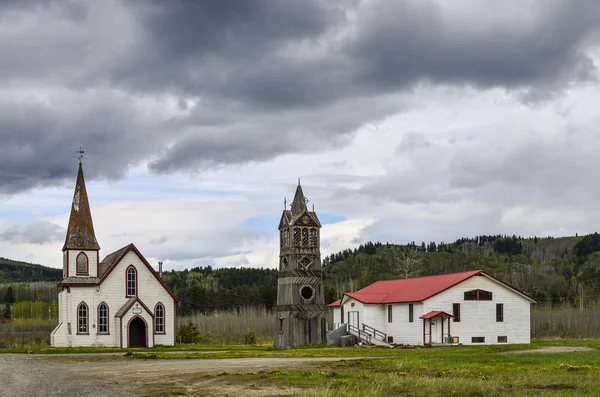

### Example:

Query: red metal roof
xmin=420 ymin=310 xmax=453 ymax=319
xmin=328 ymin=299 xmax=342 ymax=307
xmin=343 ymin=270 xmax=483 ymax=304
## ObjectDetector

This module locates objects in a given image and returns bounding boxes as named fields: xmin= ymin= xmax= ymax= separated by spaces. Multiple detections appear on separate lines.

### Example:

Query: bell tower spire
xmin=275 ymin=181 xmax=326 ymax=349
xmin=61 ymin=155 xmax=100 ymax=279
xmin=63 ymin=161 xmax=100 ymax=251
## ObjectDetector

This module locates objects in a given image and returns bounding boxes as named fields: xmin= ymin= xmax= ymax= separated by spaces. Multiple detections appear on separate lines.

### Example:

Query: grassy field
xmin=124 ymin=340 xmax=600 ymax=397
xmin=2 ymin=340 xmax=600 ymax=396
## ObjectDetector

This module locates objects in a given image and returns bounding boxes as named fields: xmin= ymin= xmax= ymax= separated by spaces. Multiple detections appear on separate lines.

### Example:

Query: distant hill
xmin=0 ymin=257 xmax=62 ymax=283
xmin=322 ymin=234 xmax=600 ymax=308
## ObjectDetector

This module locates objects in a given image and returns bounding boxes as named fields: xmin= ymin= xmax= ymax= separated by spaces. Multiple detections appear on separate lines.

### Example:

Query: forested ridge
xmin=0 ymin=257 xmax=61 ymax=283
xmin=323 ymin=234 xmax=600 ymax=307
xmin=4 ymin=233 xmax=600 ymax=313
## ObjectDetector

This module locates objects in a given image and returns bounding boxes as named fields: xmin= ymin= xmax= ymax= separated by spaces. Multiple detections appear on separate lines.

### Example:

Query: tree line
xmin=3 ymin=233 xmax=600 ymax=314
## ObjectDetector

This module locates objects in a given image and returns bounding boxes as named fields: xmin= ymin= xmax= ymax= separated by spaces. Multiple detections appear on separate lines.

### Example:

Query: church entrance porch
xmin=128 ymin=316 xmax=147 ymax=347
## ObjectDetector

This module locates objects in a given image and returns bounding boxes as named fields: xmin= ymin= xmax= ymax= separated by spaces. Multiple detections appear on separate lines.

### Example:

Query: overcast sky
xmin=1 ymin=0 xmax=600 ymax=271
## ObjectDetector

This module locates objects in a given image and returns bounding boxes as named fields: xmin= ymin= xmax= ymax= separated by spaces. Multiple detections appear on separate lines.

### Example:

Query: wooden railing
xmin=348 ymin=323 xmax=372 ymax=345
xmin=361 ymin=323 xmax=387 ymax=342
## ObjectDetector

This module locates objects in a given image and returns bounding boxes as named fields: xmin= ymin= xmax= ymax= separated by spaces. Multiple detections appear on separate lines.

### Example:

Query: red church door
xmin=129 ymin=317 xmax=147 ymax=347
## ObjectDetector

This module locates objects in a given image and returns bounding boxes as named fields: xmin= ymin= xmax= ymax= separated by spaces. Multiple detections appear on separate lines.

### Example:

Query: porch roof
xmin=419 ymin=310 xmax=453 ymax=319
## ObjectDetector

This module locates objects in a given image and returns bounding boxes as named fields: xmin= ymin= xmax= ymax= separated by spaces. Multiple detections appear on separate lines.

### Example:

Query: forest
xmin=4 ymin=233 xmax=600 ymax=312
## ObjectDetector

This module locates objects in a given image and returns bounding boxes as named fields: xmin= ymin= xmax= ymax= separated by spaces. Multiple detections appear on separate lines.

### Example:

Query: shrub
xmin=243 ymin=329 xmax=257 ymax=345
xmin=176 ymin=319 xmax=200 ymax=344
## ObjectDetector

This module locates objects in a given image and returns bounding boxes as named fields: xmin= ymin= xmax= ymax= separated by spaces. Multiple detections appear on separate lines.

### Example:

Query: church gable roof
xmin=63 ymin=162 xmax=100 ymax=251
xmin=98 ymin=243 xmax=179 ymax=302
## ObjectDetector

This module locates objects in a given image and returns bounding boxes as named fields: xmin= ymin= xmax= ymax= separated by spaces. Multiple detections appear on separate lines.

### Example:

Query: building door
xmin=129 ymin=317 xmax=147 ymax=347
xmin=347 ymin=311 xmax=359 ymax=329
xmin=430 ymin=318 xmax=441 ymax=344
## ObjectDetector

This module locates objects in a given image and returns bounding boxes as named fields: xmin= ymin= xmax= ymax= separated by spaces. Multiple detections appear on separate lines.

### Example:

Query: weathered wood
xmin=274 ymin=183 xmax=326 ymax=349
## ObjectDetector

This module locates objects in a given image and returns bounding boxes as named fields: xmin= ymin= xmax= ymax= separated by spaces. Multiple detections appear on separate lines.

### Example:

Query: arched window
xmin=76 ymin=252 xmax=89 ymax=275
xmin=126 ymin=266 xmax=137 ymax=297
xmin=155 ymin=303 xmax=165 ymax=334
xmin=97 ymin=302 xmax=109 ymax=334
xmin=77 ymin=302 xmax=88 ymax=334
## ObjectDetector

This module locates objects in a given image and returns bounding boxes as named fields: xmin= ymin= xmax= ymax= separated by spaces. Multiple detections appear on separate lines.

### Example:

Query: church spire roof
xmin=62 ymin=162 xmax=100 ymax=251
xmin=290 ymin=180 xmax=308 ymax=216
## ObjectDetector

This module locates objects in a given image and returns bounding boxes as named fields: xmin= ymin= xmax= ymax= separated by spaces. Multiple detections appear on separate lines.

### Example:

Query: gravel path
xmin=0 ymin=354 xmax=358 ymax=397
xmin=0 ymin=354 xmax=135 ymax=397
xmin=504 ymin=346 xmax=596 ymax=354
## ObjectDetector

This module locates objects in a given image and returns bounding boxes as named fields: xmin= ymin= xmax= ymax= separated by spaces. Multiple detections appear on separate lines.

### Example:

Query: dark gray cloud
xmin=0 ymin=0 xmax=599 ymax=193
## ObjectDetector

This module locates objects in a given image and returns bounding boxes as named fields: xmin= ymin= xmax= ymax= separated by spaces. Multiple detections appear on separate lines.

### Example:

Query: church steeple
xmin=62 ymin=162 xmax=100 ymax=251
xmin=290 ymin=180 xmax=307 ymax=217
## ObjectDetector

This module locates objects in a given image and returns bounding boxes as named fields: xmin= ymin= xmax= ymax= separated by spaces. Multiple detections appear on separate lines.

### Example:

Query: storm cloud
xmin=1 ymin=0 xmax=598 ymax=193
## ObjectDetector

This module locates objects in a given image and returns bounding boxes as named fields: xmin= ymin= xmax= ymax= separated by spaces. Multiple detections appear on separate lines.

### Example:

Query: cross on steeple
xmin=75 ymin=147 xmax=86 ymax=163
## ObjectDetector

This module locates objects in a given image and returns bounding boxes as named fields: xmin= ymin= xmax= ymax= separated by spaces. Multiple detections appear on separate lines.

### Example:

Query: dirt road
xmin=0 ymin=354 xmax=350 ymax=397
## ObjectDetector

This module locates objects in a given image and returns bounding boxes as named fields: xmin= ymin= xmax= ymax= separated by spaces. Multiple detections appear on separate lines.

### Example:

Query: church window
xmin=278 ymin=316 xmax=284 ymax=333
xmin=300 ymin=285 xmax=315 ymax=302
xmin=77 ymin=302 xmax=88 ymax=334
xmin=98 ymin=303 xmax=109 ymax=334
xmin=299 ymin=257 xmax=312 ymax=270
xmin=76 ymin=252 xmax=89 ymax=275
xmin=302 ymin=228 xmax=309 ymax=246
xmin=126 ymin=266 xmax=137 ymax=297
xmin=293 ymin=228 xmax=301 ymax=246
xmin=464 ymin=289 xmax=492 ymax=301
xmin=309 ymin=228 xmax=318 ymax=247
xmin=155 ymin=303 xmax=165 ymax=334
xmin=283 ymin=229 xmax=290 ymax=246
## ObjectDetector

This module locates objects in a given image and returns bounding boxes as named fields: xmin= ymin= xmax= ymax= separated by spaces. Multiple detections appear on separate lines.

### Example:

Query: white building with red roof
xmin=51 ymin=163 xmax=178 ymax=347
xmin=328 ymin=270 xmax=536 ymax=346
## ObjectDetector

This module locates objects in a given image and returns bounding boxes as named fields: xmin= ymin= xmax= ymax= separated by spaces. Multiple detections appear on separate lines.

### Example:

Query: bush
xmin=243 ymin=329 xmax=257 ymax=345
xmin=176 ymin=319 xmax=200 ymax=344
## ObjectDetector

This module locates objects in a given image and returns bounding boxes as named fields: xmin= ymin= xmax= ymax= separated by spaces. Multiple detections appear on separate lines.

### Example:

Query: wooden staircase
xmin=347 ymin=323 xmax=394 ymax=348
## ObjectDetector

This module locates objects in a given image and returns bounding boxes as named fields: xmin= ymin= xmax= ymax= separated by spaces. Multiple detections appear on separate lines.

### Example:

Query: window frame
xmin=76 ymin=251 xmax=89 ymax=276
xmin=464 ymin=289 xmax=493 ymax=301
xmin=408 ymin=303 xmax=414 ymax=323
xmin=97 ymin=302 xmax=109 ymax=335
xmin=76 ymin=302 xmax=89 ymax=335
xmin=497 ymin=336 xmax=508 ymax=343
xmin=126 ymin=265 xmax=137 ymax=297
xmin=471 ymin=336 xmax=485 ymax=343
xmin=387 ymin=304 xmax=392 ymax=323
xmin=452 ymin=303 xmax=461 ymax=322
xmin=154 ymin=302 xmax=165 ymax=334
xmin=496 ymin=303 xmax=504 ymax=322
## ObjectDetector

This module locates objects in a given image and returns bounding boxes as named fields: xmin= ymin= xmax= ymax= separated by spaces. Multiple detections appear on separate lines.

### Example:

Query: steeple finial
xmin=62 ymin=161 xmax=100 ymax=251
xmin=75 ymin=146 xmax=86 ymax=164
xmin=298 ymin=177 xmax=301 ymax=186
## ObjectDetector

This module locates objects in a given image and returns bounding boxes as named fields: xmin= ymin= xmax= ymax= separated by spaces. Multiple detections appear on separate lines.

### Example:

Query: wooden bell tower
xmin=274 ymin=181 xmax=326 ymax=349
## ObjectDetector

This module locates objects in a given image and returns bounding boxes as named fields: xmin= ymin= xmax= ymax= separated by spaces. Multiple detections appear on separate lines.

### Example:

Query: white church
xmin=51 ymin=162 xmax=178 ymax=347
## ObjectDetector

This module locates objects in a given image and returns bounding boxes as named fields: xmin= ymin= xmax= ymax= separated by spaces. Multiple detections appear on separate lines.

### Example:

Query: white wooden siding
xmin=330 ymin=275 xmax=533 ymax=346
xmin=52 ymin=249 xmax=175 ymax=347
xmin=424 ymin=275 xmax=531 ymax=345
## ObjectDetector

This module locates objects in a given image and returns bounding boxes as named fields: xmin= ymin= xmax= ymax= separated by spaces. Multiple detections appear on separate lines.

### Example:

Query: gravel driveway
xmin=0 ymin=354 xmax=352 ymax=397
xmin=1 ymin=354 xmax=135 ymax=397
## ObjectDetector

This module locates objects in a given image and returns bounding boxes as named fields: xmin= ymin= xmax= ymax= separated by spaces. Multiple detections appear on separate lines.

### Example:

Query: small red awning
xmin=419 ymin=310 xmax=453 ymax=319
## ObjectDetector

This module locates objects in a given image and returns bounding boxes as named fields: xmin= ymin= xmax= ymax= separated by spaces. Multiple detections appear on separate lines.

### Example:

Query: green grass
xmin=202 ymin=344 xmax=600 ymax=396
xmin=125 ymin=340 xmax=600 ymax=396
xmin=5 ymin=339 xmax=600 ymax=396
